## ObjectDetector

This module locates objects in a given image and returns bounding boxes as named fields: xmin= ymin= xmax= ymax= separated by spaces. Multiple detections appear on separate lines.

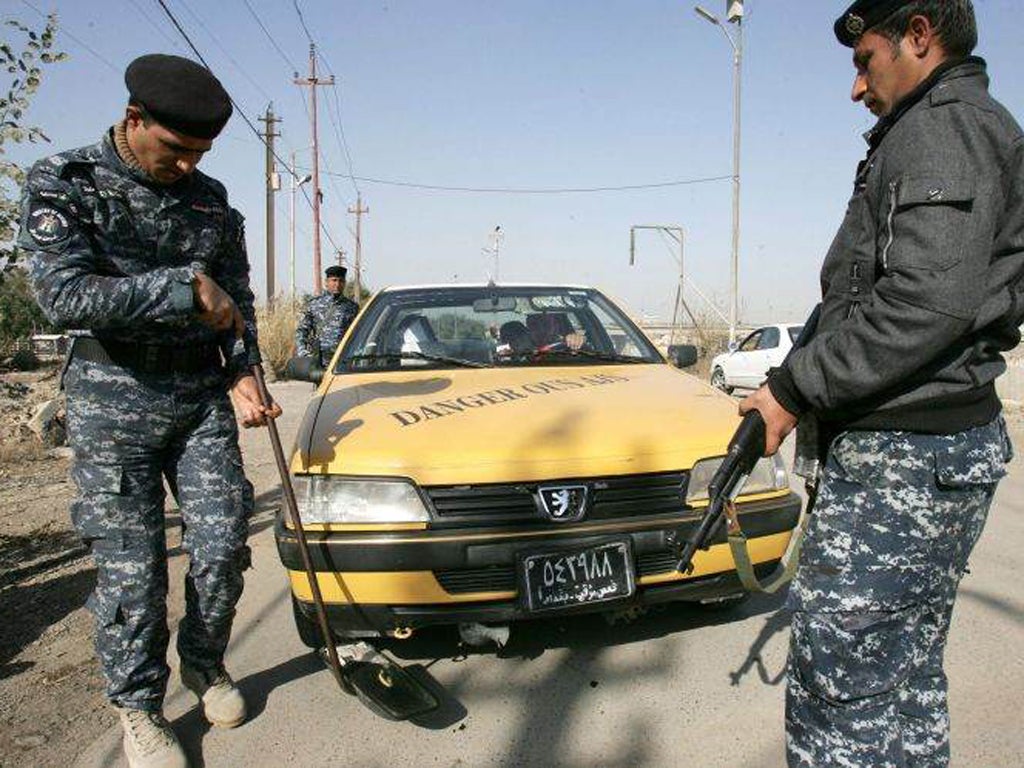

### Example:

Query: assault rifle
xmin=673 ymin=304 xmax=821 ymax=579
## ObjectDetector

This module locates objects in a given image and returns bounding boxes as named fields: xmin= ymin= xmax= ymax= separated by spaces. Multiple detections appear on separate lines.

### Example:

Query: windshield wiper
xmin=533 ymin=348 xmax=650 ymax=364
xmin=345 ymin=351 xmax=488 ymax=369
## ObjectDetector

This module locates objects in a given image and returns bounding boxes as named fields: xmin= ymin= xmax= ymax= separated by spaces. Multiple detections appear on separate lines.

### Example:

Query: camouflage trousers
xmin=64 ymin=357 xmax=254 ymax=712
xmin=785 ymin=417 xmax=1012 ymax=767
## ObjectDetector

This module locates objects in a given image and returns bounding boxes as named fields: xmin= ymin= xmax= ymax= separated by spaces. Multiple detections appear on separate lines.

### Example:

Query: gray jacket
xmin=771 ymin=58 xmax=1024 ymax=434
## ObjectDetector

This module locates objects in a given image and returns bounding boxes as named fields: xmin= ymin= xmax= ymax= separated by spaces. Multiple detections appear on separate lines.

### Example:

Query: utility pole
xmin=336 ymin=247 xmax=346 ymax=267
xmin=482 ymin=226 xmax=503 ymax=282
xmin=258 ymin=104 xmax=281 ymax=305
xmin=289 ymin=150 xmax=312 ymax=303
xmin=629 ymin=225 xmax=705 ymax=350
xmin=294 ymin=44 xmax=334 ymax=294
xmin=348 ymin=193 xmax=368 ymax=303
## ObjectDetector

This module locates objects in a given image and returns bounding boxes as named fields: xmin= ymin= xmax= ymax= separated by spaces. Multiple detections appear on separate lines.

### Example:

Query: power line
xmin=295 ymin=64 xmax=357 ymax=238
xmin=317 ymin=53 xmax=360 ymax=197
xmin=151 ymin=0 xmax=344 ymax=255
xmin=281 ymin=12 xmax=361 ymax=202
xmin=292 ymin=0 xmax=314 ymax=44
xmin=19 ymin=0 xmax=121 ymax=74
xmin=297 ymin=183 xmax=342 ymax=253
xmin=312 ymin=171 xmax=734 ymax=195
xmin=171 ymin=0 xmax=275 ymax=105
xmin=240 ymin=0 xmax=298 ymax=72
xmin=125 ymin=0 xmax=186 ymax=53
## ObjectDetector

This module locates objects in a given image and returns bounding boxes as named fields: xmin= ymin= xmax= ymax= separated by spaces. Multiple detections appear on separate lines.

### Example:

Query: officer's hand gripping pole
xmin=250 ymin=364 xmax=348 ymax=690
xmin=252 ymin=364 xmax=440 ymax=719
xmin=673 ymin=305 xmax=822 ymax=589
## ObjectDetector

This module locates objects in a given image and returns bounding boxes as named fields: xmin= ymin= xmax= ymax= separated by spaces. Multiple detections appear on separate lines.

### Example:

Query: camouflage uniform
xmin=294 ymin=291 xmax=359 ymax=366
xmin=20 ymin=129 xmax=259 ymax=712
xmin=786 ymin=420 xmax=1012 ymax=767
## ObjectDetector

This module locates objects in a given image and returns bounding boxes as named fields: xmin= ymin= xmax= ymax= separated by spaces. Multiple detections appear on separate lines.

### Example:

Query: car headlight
xmin=292 ymin=475 xmax=430 ymax=524
xmin=685 ymin=454 xmax=789 ymax=504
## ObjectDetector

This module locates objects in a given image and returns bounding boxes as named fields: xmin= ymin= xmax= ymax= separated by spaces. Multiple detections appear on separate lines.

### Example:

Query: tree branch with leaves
xmin=0 ymin=13 xmax=67 ymax=268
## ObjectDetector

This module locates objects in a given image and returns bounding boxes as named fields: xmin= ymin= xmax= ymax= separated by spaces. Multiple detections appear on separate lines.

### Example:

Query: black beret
xmin=325 ymin=265 xmax=347 ymax=279
xmin=125 ymin=54 xmax=232 ymax=139
xmin=834 ymin=0 xmax=913 ymax=47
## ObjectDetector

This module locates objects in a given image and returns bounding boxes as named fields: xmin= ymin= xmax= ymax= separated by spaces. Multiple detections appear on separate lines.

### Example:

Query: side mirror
xmin=727 ymin=341 xmax=738 ymax=353
xmin=285 ymin=356 xmax=324 ymax=384
xmin=667 ymin=344 xmax=698 ymax=368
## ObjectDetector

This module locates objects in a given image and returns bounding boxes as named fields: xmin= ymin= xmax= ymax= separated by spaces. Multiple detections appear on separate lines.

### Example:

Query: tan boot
xmin=118 ymin=708 xmax=188 ymax=768
xmin=180 ymin=663 xmax=247 ymax=728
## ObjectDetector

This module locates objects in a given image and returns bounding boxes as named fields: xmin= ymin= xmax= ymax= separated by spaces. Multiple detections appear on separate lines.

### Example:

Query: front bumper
xmin=275 ymin=491 xmax=801 ymax=634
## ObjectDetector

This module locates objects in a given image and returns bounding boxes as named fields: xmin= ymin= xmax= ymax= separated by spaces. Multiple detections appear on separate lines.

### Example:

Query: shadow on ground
xmin=1 ymin=484 xmax=282 ymax=680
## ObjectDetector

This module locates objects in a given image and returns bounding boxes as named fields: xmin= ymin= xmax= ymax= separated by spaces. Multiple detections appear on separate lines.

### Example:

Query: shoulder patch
xmin=190 ymin=201 xmax=226 ymax=217
xmin=26 ymin=202 xmax=71 ymax=246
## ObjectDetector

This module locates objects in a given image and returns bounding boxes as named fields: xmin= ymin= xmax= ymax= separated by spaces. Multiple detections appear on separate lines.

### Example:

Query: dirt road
xmin=3 ymin=381 xmax=1022 ymax=767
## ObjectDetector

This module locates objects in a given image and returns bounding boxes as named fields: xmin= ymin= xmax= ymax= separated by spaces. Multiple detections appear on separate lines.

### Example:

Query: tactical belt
xmin=72 ymin=337 xmax=221 ymax=374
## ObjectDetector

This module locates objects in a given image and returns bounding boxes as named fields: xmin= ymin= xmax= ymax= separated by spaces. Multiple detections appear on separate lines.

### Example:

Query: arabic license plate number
xmin=519 ymin=541 xmax=635 ymax=612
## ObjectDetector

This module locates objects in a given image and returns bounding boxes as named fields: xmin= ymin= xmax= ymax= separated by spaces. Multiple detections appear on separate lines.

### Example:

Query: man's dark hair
xmin=874 ymin=0 xmax=977 ymax=58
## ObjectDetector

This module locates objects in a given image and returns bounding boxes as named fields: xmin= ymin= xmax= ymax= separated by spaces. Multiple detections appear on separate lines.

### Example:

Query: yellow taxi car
xmin=276 ymin=284 xmax=801 ymax=645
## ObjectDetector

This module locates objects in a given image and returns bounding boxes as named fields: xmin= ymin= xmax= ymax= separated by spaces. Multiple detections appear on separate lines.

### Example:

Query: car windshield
xmin=336 ymin=286 xmax=663 ymax=372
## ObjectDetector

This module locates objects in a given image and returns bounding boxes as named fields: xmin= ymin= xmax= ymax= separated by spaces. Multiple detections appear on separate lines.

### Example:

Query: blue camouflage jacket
xmin=294 ymin=291 xmax=359 ymax=364
xmin=18 ymin=129 xmax=261 ymax=378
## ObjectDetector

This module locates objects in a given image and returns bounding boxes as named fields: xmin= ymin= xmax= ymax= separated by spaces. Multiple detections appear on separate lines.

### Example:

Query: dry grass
xmin=256 ymin=297 xmax=301 ymax=379
xmin=0 ymin=439 xmax=47 ymax=465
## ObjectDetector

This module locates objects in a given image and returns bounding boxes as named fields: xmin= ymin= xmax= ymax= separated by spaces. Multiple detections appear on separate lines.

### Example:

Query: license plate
xmin=518 ymin=540 xmax=635 ymax=612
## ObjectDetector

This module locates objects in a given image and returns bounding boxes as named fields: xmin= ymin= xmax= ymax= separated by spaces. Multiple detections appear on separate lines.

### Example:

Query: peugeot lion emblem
xmin=538 ymin=485 xmax=589 ymax=522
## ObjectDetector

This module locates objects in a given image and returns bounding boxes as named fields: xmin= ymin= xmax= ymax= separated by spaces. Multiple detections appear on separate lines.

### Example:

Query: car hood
xmin=292 ymin=364 xmax=739 ymax=485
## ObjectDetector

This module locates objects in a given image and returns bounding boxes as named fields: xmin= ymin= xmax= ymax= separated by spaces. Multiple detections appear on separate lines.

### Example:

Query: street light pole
xmin=289 ymin=149 xmax=312 ymax=303
xmin=695 ymin=1 xmax=743 ymax=345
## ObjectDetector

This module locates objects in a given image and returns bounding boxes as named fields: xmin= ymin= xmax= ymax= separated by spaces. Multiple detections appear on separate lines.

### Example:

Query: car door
xmin=744 ymin=326 xmax=781 ymax=387
xmin=763 ymin=326 xmax=791 ymax=369
xmin=724 ymin=329 xmax=763 ymax=389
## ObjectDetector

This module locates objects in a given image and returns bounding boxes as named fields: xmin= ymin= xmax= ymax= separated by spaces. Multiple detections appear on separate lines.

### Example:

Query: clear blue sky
xmin=7 ymin=1 xmax=1023 ymax=325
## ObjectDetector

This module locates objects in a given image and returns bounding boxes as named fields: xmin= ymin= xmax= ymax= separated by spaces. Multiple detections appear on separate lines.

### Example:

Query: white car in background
xmin=710 ymin=323 xmax=804 ymax=394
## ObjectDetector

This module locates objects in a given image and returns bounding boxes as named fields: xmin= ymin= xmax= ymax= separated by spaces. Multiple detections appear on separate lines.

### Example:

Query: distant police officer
xmin=294 ymin=265 xmax=360 ymax=366
xmin=20 ymin=54 xmax=282 ymax=768
xmin=739 ymin=2 xmax=1022 ymax=765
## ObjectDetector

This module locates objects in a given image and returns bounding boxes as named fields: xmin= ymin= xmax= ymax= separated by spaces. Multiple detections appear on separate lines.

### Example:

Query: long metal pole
xmin=290 ymin=151 xmax=297 ymax=303
xmin=729 ymin=19 xmax=743 ymax=345
xmin=310 ymin=46 xmax=323 ymax=295
xmin=354 ymin=193 xmax=362 ymax=301
xmin=250 ymin=365 xmax=346 ymax=689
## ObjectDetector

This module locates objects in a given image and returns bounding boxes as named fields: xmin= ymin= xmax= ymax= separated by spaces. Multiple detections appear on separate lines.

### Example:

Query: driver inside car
xmin=526 ymin=312 xmax=586 ymax=352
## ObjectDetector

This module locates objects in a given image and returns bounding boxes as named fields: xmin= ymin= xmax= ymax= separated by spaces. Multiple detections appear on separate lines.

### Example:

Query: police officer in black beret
xmin=20 ymin=53 xmax=281 ymax=768
xmin=737 ymin=2 xmax=1022 ymax=765
xmin=295 ymin=264 xmax=361 ymax=366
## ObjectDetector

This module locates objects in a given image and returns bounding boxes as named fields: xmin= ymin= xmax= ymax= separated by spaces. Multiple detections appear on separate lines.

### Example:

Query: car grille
xmin=433 ymin=549 xmax=681 ymax=595
xmin=424 ymin=471 xmax=690 ymax=528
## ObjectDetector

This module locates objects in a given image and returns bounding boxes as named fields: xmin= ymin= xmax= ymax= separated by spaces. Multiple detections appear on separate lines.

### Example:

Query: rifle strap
xmin=725 ymin=485 xmax=816 ymax=595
